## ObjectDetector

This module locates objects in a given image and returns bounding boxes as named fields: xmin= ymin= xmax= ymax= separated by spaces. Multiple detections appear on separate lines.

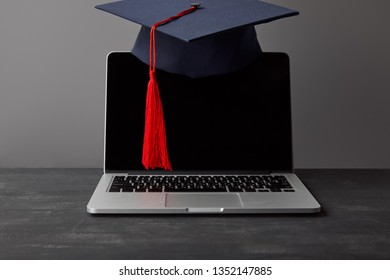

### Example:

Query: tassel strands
xmin=142 ymin=69 xmax=172 ymax=170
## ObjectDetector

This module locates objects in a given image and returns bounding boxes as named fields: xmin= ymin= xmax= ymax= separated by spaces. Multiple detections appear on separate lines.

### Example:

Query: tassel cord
xmin=149 ymin=5 xmax=199 ymax=73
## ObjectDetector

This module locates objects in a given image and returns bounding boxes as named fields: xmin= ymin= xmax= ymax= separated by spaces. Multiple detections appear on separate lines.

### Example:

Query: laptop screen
xmin=105 ymin=52 xmax=293 ymax=172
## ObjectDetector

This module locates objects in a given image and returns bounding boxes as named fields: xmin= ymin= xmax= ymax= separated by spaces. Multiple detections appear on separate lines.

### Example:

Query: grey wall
xmin=1 ymin=0 xmax=389 ymax=168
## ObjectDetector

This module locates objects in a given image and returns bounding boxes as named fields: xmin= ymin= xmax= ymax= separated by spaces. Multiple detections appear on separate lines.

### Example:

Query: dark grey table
xmin=0 ymin=169 xmax=389 ymax=260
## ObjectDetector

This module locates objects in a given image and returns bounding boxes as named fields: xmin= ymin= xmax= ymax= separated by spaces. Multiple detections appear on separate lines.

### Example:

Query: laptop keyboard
xmin=109 ymin=175 xmax=294 ymax=193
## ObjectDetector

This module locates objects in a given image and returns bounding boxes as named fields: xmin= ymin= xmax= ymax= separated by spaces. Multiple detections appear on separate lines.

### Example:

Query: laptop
xmin=87 ymin=51 xmax=321 ymax=214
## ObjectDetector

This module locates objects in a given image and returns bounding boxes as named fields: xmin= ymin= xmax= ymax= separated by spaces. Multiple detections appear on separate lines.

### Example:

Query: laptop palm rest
xmin=166 ymin=194 xmax=243 ymax=210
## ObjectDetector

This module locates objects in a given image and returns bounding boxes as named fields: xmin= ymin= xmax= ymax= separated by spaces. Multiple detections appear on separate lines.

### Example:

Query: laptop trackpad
xmin=165 ymin=193 xmax=243 ymax=208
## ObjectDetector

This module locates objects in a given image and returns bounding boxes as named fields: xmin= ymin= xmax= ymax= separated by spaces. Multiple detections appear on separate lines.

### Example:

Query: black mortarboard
xmin=96 ymin=0 xmax=299 ymax=170
xmin=96 ymin=0 xmax=298 ymax=77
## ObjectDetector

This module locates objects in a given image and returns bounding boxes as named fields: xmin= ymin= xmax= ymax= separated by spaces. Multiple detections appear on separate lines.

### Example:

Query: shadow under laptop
xmin=89 ymin=210 xmax=327 ymax=219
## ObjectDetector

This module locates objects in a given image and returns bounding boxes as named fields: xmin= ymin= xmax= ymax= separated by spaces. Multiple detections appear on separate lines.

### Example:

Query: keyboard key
xmin=228 ymin=187 xmax=243 ymax=192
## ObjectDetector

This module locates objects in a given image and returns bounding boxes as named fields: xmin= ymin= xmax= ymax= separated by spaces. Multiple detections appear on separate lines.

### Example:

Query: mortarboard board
xmin=96 ymin=0 xmax=299 ymax=170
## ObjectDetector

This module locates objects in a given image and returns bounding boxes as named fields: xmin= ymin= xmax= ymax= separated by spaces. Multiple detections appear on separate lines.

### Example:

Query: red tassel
xmin=142 ymin=70 xmax=172 ymax=170
xmin=141 ymin=4 xmax=199 ymax=170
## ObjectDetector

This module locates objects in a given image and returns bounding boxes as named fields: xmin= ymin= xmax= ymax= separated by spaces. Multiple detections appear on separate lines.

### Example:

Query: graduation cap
xmin=96 ymin=0 xmax=299 ymax=171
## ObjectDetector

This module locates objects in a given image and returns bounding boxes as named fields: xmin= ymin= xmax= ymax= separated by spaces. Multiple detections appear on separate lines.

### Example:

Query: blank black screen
xmin=105 ymin=52 xmax=293 ymax=172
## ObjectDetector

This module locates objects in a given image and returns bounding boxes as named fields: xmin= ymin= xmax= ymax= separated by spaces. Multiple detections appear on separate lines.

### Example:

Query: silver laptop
xmin=87 ymin=52 xmax=321 ymax=214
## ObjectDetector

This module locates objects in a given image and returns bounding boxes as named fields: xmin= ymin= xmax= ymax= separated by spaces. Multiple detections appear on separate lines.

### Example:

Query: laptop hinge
xmin=119 ymin=170 xmax=274 ymax=175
